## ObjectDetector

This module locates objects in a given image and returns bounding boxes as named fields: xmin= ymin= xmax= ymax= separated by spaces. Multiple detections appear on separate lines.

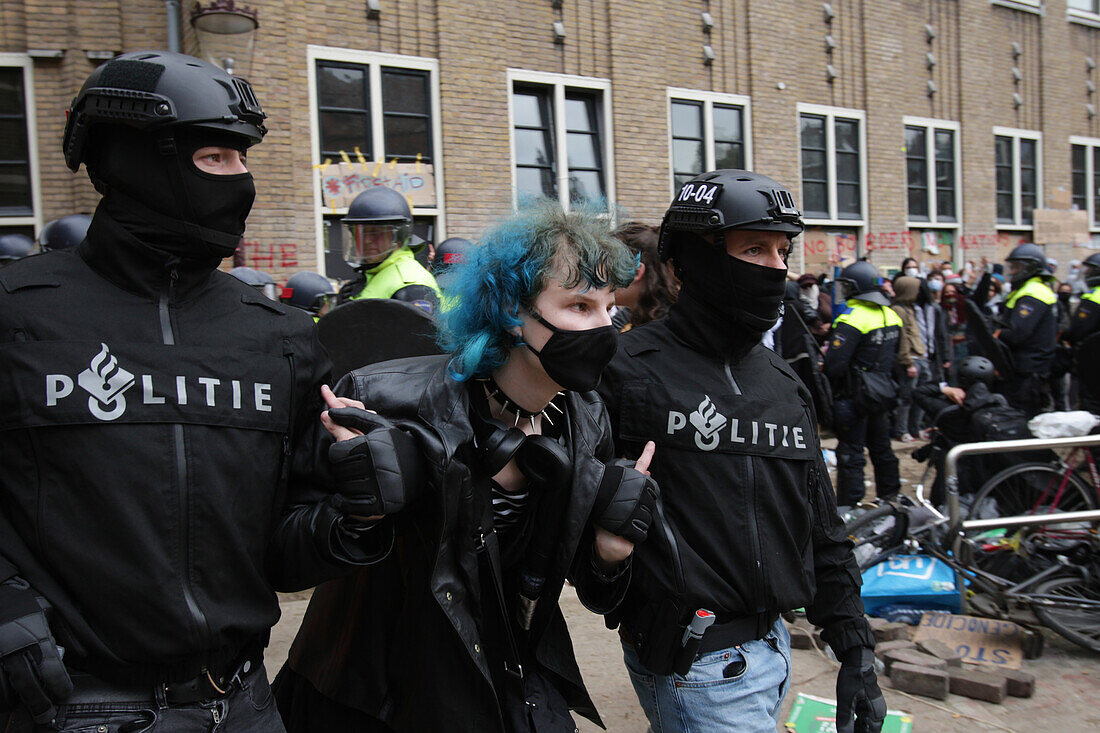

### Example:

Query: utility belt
xmin=618 ymin=596 xmax=779 ymax=676
xmin=64 ymin=645 xmax=265 ymax=707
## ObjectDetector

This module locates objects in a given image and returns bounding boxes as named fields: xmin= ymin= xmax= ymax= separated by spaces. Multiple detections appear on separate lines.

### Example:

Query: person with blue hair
xmin=272 ymin=199 xmax=660 ymax=733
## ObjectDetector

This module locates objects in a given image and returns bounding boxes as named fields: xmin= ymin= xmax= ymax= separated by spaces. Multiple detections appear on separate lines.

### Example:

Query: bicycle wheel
xmin=1031 ymin=573 xmax=1100 ymax=653
xmin=845 ymin=504 xmax=908 ymax=571
xmin=967 ymin=462 xmax=1097 ymax=531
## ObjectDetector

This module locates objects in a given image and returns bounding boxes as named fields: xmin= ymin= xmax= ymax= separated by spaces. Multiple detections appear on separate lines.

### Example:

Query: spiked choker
xmin=481 ymin=376 xmax=564 ymax=428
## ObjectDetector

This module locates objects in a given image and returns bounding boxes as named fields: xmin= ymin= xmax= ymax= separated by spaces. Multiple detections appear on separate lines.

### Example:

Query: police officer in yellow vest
xmin=824 ymin=261 xmax=903 ymax=509
xmin=993 ymin=243 xmax=1057 ymax=417
xmin=1065 ymin=251 xmax=1100 ymax=412
xmin=336 ymin=187 xmax=441 ymax=314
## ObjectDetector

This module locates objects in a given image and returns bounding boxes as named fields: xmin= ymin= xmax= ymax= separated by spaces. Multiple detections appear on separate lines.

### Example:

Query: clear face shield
xmin=257 ymin=282 xmax=279 ymax=301
xmin=343 ymin=222 xmax=411 ymax=269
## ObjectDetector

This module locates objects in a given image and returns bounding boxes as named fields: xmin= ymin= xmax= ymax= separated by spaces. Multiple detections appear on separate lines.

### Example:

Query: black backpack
xmin=970 ymin=401 xmax=1031 ymax=442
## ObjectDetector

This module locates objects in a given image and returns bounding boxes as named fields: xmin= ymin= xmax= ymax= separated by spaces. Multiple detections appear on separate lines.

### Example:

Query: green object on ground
xmin=784 ymin=692 xmax=913 ymax=733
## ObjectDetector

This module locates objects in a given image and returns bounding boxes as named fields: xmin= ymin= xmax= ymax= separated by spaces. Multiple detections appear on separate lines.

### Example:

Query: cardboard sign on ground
xmin=911 ymin=612 xmax=1023 ymax=670
xmin=784 ymin=693 xmax=913 ymax=733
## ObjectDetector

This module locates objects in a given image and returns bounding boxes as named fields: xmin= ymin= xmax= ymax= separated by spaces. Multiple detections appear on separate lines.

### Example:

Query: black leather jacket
xmin=598 ymin=309 xmax=873 ymax=656
xmin=0 ymin=211 xmax=373 ymax=684
xmin=284 ymin=355 xmax=628 ymax=731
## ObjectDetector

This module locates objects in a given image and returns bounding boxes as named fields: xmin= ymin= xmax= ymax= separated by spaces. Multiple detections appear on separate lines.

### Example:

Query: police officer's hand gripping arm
xmin=0 ymin=573 xmax=72 ymax=725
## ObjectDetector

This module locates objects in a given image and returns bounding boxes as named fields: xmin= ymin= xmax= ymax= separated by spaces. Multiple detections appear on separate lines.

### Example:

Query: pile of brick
xmin=786 ymin=615 xmax=1037 ymax=705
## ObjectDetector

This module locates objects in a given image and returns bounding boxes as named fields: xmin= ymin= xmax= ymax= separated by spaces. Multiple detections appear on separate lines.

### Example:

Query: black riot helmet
xmin=957 ymin=355 xmax=995 ymax=389
xmin=837 ymin=260 xmax=890 ymax=307
xmin=342 ymin=187 xmax=421 ymax=269
xmin=1082 ymin=251 xmax=1100 ymax=289
xmin=63 ymin=50 xmax=266 ymax=172
xmin=228 ymin=266 xmax=278 ymax=300
xmin=281 ymin=271 xmax=335 ymax=315
xmin=0 ymin=233 xmax=33 ymax=264
xmin=658 ymin=169 xmax=804 ymax=263
xmin=1005 ymin=242 xmax=1046 ymax=287
xmin=431 ymin=237 xmax=472 ymax=274
xmin=38 ymin=214 xmax=92 ymax=252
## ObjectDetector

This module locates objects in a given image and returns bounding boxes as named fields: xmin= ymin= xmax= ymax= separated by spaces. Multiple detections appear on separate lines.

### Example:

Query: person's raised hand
xmin=320 ymin=384 xmax=373 ymax=442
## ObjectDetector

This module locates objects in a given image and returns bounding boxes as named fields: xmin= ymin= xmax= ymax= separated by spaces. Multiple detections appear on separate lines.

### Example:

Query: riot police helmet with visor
xmin=228 ymin=266 xmax=279 ymax=300
xmin=1083 ymin=251 xmax=1100 ymax=289
xmin=342 ymin=187 xmax=416 ymax=269
xmin=0 ymin=233 xmax=33 ymax=264
xmin=837 ymin=261 xmax=890 ymax=307
xmin=37 ymin=214 xmax=92 ymax=252
xmin=1005 ymin=242 xmax=1046 ymax=288
xmin=282 ymin=271 xmax=336 ymax=315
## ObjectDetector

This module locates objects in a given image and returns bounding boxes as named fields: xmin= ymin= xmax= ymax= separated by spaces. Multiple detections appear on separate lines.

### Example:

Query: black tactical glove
xmin=0 ymin=579 xmax=72 ymax=725
xmin=591 ymin=459 xmax=659 ymax=545
xmin=327 ymin=407 xmax=425 ymax=516
xmin=836 ymin=646 xmax=886 ymax=733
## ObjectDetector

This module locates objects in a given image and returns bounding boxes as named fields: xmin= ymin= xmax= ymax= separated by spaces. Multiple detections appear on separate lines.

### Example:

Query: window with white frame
xmin=308 ymin=47 xmax=443 ymax=278
xmin=1069 ymin=0 xmax=1100 ymax=13
xmin=0 ymin=55 xmax=39 ymax=240
xmin=1071 ymin=137 xmax=1100 ymax=228
xmin=903 ymin=118 xmax=959 ymax=225
xmin=667 ymin=89 xmax=751 ymax=193
xmin=509 ymin=70 xmax=614 ymax=211
xmin=994 ymin=128 xmax=1040 ymax=227
xmin=798 ymin=104 xmax=865 ymax=223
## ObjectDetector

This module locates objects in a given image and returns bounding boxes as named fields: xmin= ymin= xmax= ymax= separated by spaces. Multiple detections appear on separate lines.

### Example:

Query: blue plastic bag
xmin=860 ymin=554 xmax=961 ymax=615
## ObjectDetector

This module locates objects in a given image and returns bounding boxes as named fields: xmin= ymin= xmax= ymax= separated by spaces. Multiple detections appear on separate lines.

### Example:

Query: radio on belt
xmin=673 ymin=608 xmax=716 ymax=675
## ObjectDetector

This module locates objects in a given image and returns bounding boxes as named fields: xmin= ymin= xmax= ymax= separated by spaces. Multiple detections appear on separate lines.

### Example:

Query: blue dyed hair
xmin=438 ymin=198 xmax=638 ymax=381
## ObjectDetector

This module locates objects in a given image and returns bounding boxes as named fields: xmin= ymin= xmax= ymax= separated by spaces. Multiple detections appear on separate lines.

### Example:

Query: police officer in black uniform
xmin=598 ymin=170 xmax=883 ymax=733
xmin=824 ymin=261 xmax=903 ymax=508
xmin=0 ymin=51 xmax=391 ymax=732
xmin=1066 ymin=251 xmax=1100 ymax=412
xmin=994 ymin=243 xmax=1057 ymax=417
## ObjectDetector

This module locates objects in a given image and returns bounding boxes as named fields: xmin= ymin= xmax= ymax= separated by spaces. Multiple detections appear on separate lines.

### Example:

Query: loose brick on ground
xmin=1000 ymin=668 xmax=1036 ymax=698
xmin=872 ymin=621 xmax=910 ymax=643
xmin=889 ymin=662 xmax=950 ymax=700
xmin=882 ymin=648 xmax=948 ymax=674
xmin=874 ymin=640 xmax=917 ymax=659
xmin=915 ymin=639 xmax=963 ymax=667
xmin=948 ymin=667 xmax=1008 ymax=703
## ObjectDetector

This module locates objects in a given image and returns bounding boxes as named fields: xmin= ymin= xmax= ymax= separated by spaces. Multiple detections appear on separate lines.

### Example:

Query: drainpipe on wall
xmin=165 ymin=0 xmax=182 ymax=53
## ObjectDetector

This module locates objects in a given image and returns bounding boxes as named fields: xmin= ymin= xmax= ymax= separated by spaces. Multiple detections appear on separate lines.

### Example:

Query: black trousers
xmin=833 ymin=397 xmax=900 ymax=506
xmin=1000 ymin=373 xmax=1052 ymax=419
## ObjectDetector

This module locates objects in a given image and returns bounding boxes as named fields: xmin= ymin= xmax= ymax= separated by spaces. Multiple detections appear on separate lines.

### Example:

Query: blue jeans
xmin=622 ymin=618 xmax=792 ymax=733
xmin=39 ymin=663 xmax=284 ymax=733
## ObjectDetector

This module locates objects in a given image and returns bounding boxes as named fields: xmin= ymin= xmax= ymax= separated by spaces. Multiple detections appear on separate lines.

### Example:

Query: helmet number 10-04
xmin=677 ymin=182 xmax=720 ymax=205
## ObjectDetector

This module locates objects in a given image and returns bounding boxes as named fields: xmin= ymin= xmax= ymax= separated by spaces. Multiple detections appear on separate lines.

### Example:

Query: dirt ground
xmin=266 ymin=437 xmax=1100 ymax=731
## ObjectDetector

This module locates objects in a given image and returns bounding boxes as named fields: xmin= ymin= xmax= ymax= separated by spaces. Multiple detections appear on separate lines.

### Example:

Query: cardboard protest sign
xmin=912 ymin=612 xmax=1023 ymax=670
xmin=1032 ymin=209 xmax=1090 ymax=246
xmin=318 ymin=161 xmax=436 ymax=210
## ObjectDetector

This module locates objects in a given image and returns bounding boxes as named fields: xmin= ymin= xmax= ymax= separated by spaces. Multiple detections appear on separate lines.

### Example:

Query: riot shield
xmin=964 ymin=299 xmax=1015 ymax=381
xmin=318 ymin=298 xmax=442 ymax=381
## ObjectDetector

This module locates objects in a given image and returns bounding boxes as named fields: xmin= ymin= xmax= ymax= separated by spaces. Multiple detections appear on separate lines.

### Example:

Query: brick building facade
xmin=4 ymin=0 xmax=1100 ymax=284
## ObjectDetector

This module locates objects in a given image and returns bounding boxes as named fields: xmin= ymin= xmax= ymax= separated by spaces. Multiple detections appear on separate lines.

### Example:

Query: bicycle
xmin=845 ymin=474 xmax=1100 ymax=653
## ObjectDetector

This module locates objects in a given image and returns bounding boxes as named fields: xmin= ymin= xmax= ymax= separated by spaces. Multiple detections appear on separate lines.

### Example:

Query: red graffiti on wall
xmin=237 ymin=240 xmax=300 ymax=269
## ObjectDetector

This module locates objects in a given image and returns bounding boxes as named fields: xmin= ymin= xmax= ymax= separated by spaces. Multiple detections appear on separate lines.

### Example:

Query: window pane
xmin=1073 ymin=144 xmax=1087 ymax=211
xmin=319 ymin=65 xmax=366 ymax=109
xmin=0 ymin=119 xmax=29 ymax=159
xmin=800 ymin=114 xmax=825 ymax=149
xmin=1021 ymin=191 xmax=1036 ymax=224
xmin=908 ymin=187 xmax=929 ymax=221
xmin=837 ymin=183 xmax=861 ymax=218
xmin=997 ymin=193 xmax=1015 ymax=223
xmin=568 ymin=170 xmax=605 ymax=205
xmin=995 ymin=165 xmax=1013 ymax=193
xmin=905 ymin=126 xmax=926 ymax=156
xmin=516 ymin=166 xmax=556 ymax=199
xmin=714 ymin=141 xmax=744 ymax=169
xmin=673 ymin=173 xmax=695 ymax=191
xmin=382 ymin=70 xmax=428 ymax=115
xmin=565 ymin=97 xmax=595 ymax=132
xmin=1093 ymin=147 xmax=1100 ymax=225
xmin=803 ymin=182 xmax=828 ymax=218
xmin=673 ymin=139 xmax=703 ymax=175
xmin=1068 ymin=0 xmax=1096 ymax=12
xmin=936 ymin=188 xmax=956 ymax=221
xmin=671 ymin=101 xmax=702 ymax=139
xmin=319 ymin=111 xmax=368 ymax=155
xmin=712 ymin=105 xmax=742 ymax=143
xmin=383 ymin=115 xmax=429 ymax=159
xmin=836 ymin=152 xmax=860 ymax=183
xmin=995 ymin=136 xmax=1012 ymax=166
xmin=801 ymin=149 xmax=826 ymax=183
xmin=0 ymin=163 xmax=31 ymax=211
xmin=515 ymin=129 xmax=551 ymax=166
xmin=0 ymin=69 xmax=24 ymax=115
xmin=566 ymin=132 xmax=599 ymax=169
xmin=835 ymin=119 xmax=859 ymax=153
xmin=513 ymin=92 xmax=544 ymax=128
xmin=1020 ymin=165 xmax=1036 ymax=197
xmin=935 ymin=130 xmax=954 ymax=161
xmin=1019 ymin=139 xmax=1036 ymax=168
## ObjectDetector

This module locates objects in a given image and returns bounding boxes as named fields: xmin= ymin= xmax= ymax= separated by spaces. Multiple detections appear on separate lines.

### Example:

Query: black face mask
xmin=1058 ymin=292 xmax=1072 ymax=305
xmin=524 ymin=312 xmax=618 ymax=392
xmin=677 ymin=233 xmax=788 ymax=334
xmin=89 ymin=127 xmax=254 ymax=261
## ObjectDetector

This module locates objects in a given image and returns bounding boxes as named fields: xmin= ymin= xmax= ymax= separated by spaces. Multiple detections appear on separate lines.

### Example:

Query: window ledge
xmin=802 ymin=218 xmax=866 ymax=228
xmin=991 ymin=0 xmax=1043 ymax=15
xmin=995 ymin=223 xmax=1035 ymax=231
xmin=1068 ymin=8 xmax=1100 ymax=28
xmin=907 ymin=221 xmax=960 ymax=229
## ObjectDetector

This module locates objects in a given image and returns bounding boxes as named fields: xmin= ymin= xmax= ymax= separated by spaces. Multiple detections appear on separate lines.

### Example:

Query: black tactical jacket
xmin=284 ymin=355 xmax=628 ymax=732
xmin=0 ymin=212 xmax=371 ymax=684
xmin=597 ymin=310 xmax=873 ymax=656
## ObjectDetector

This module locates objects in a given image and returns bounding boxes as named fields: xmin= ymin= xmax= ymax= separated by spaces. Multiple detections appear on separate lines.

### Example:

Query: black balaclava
xmin=669 ymin=232 xmax=788 ymax=358
xmin=87 ymin=126 xmax=255 ymax=261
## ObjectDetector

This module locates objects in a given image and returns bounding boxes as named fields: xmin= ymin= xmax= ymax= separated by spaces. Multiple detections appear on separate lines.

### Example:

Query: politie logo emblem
xmin=687 ymin=396 xmax=727 ymax=451
xmin=1018 ymin=303 xmax=1033 ymax=319
xmin=76 ymin=343 xmax=135 ymax=421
